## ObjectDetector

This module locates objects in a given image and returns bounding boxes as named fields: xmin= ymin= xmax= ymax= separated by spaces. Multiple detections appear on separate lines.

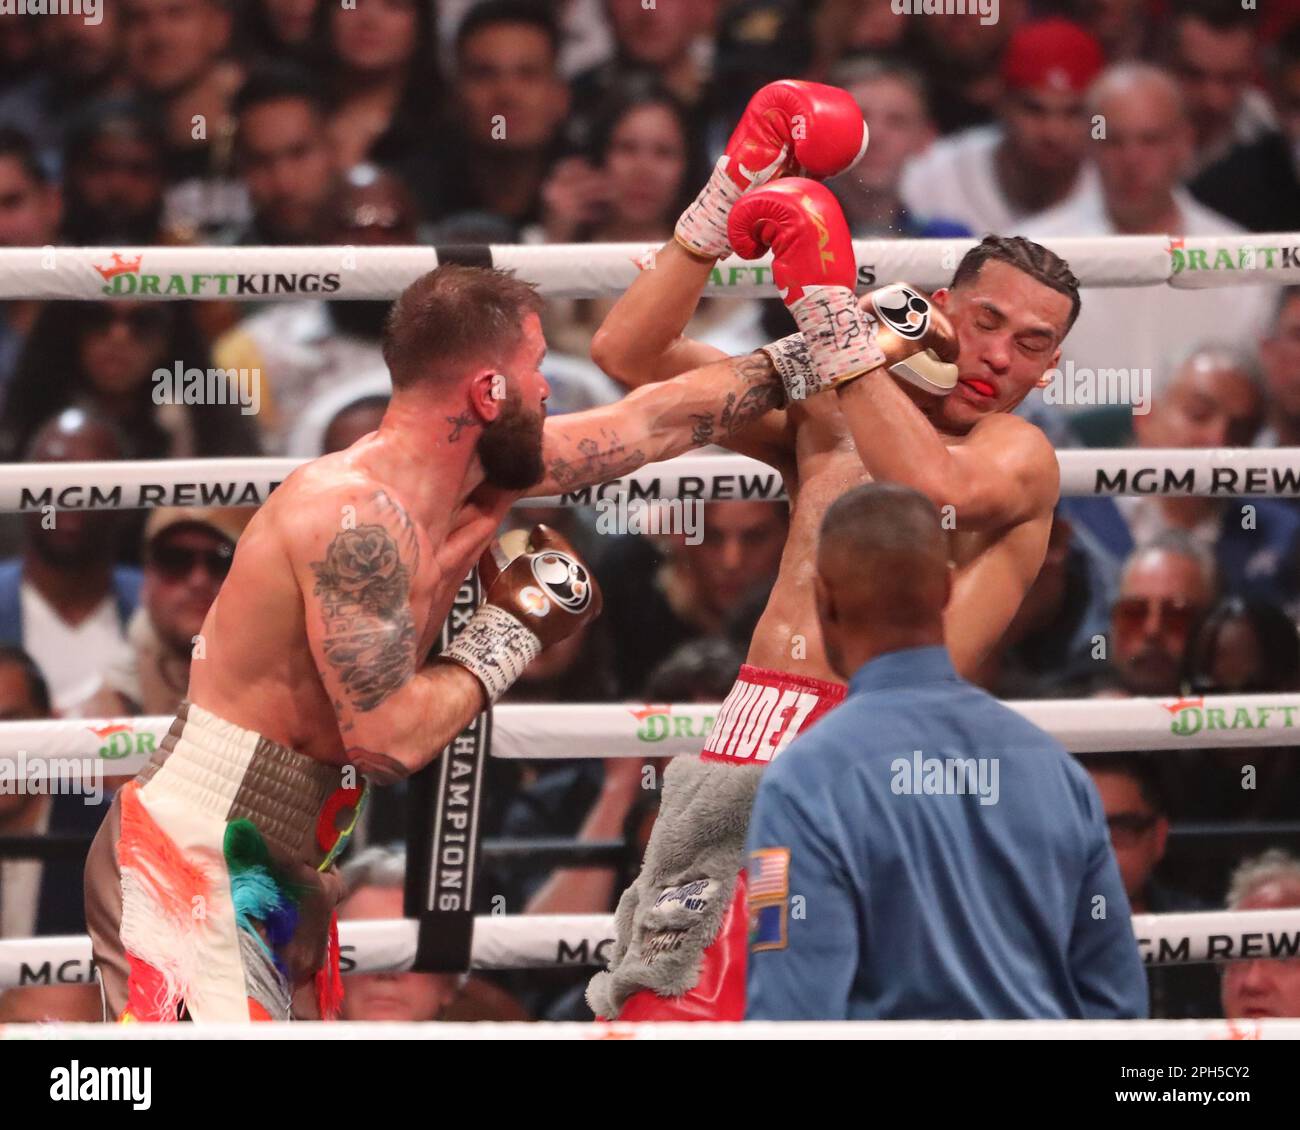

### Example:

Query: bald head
xmin=22 ymin=407 xmax=125 ymax=568
xmin=25 ymin=407 xmax=123 ymax=463
xmin=816 ymin=484 xmax=952 ymax=678
xmin=1089 ymin=62 xmax=1188 ymax=123
xmin=1089 ymin=63 xmax=1195 ymax=231
xmin=331 ymin=163 xmax=420 ymax=246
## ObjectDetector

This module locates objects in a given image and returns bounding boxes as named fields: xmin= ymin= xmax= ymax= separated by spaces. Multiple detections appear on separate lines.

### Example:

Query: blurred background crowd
xmin=1 ymin=0 xmax=1300 ymax=1025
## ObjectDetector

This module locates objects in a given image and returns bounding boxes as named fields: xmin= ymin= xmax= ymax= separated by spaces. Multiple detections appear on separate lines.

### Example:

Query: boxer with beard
xmin=586 ymin=80 xmax=1077 ymax=1020
xmin=84 ymin=262 xmax=790 ymax=1024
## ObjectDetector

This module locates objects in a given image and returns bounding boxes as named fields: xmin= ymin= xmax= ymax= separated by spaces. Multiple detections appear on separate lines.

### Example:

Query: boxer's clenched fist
xmin=731 ymin=178 xmax=885 ymax=397
xmin=860 ymin=284 xmax=960 ymax=396
xmin=676 ymin=80 xmax=868 ymax=261
xmin=441 ymin=525 xmax=602 ymax=703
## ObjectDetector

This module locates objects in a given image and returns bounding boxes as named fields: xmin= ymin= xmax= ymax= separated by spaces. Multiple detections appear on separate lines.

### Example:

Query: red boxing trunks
xmin=588 ymin=665 xmax=844 ymax=1020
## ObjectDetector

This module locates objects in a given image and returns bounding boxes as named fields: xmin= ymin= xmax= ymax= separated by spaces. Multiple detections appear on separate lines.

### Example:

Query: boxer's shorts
xmin=84 ymin=703 xmax=364 ymax=1023
xmin=588 ymin=665 xmax=844 ymax=1020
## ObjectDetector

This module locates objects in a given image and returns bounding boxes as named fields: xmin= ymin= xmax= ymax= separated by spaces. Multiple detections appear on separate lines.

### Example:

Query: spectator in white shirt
xmin=0 ymin=410 xmax=140 ymax=713
xmin=900 ymin=18 xmax=1104 ymax=237
xmin=1022 ymin=63 xmax=1274 ymax=406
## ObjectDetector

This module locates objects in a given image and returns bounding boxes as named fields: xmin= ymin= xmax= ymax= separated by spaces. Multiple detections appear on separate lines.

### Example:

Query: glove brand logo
xmin=799 ymin=193 xmax=835 ymax=272
xmin=875 ymin=285 xmax=931 ymax=339
xmin=530 ymin=551 xmax=592 ymax=614
xmin=654 ymin=879 xmax=714 ymax=912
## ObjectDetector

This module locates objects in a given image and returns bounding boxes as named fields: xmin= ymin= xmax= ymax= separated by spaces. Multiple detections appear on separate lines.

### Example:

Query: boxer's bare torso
xmin=183 ymin=331 xmax=785 ymax=770
xmin=711 ymin=385 xmax=1054 ymax=684
xmin=188 ymin=443 xmax=512 ymax=764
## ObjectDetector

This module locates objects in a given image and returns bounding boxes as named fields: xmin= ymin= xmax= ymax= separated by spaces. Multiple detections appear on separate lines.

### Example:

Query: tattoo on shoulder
xmin=311 ymin=521 xmax=417 ymax=712
xmin=370 ymin=489 xmax=420 ymax=567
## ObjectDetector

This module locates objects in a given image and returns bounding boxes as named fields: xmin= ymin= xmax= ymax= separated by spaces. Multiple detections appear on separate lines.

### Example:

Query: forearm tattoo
xmin=687 ymin=353 xmax=785 ymax=443
xmin=310 ymin=492 xmax=419 ymax=711
xmin=545 ymin=427 xmax=647 ymax=489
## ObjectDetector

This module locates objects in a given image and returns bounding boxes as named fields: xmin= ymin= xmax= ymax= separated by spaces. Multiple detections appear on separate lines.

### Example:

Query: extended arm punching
xmin=530 ymin=349 xmax=786 ymax=497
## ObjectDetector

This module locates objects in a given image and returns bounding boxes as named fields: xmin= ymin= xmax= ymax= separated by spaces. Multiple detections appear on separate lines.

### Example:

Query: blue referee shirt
xmin=745 ymin=646 xmax=1148 ymax=1020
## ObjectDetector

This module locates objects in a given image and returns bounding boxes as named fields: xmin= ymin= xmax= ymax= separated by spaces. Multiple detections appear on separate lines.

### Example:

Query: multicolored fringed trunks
xmin=84 ymin=703 xmax=365 ymax=1023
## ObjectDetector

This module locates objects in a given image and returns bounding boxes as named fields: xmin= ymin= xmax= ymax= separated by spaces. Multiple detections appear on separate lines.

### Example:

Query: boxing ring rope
xmin=1 ymin=908 xmax=1297 ymax=990
xmin=1 ymin=238 xmax=1295 ymax=1027
xmin=5 ymin=1017 xmax=1296 ymax=1039
xmin=3 ymin=448 xmax=1299 ymax=514
xmin=1 ymin=234 xmax=1296 ymax=300
xmin=1 ymin=692 xmax=1296 ymax=781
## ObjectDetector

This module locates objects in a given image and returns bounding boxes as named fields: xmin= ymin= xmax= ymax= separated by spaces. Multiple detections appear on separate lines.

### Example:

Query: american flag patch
xmin=748 ymin=848 xmax=789 ymax=900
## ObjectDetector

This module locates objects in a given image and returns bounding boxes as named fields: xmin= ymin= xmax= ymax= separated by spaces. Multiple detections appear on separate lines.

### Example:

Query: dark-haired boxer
xmin=587 ymin=80 xmax=1077 ymax=1020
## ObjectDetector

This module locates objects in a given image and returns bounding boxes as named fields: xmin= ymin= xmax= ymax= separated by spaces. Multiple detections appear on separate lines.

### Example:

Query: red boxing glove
xmin=676 ymin=80 xmax=869 ymax=261
xmin=730 ymin=179 xmax=883 ymax=397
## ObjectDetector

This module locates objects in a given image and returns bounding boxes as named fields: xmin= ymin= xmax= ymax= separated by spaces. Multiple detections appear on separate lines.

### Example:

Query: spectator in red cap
xmin=900 ymin=18 xmax=1104 ymax=237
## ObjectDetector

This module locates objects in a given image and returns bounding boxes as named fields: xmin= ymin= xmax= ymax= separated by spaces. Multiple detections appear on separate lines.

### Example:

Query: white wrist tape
xmin=674 ymin=157 xmax=744 ymax=260
xmin=440 ymin=603 xmax=543 ymax=704
xmin=787 ymin=286 xmax=886 ymax=397
xmin=759 ymin=331 xmax=813 ymax=403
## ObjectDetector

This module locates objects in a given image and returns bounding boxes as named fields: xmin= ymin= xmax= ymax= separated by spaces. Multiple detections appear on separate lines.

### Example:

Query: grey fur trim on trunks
xmin=587 ymin=755 xmax=762 ymax=1018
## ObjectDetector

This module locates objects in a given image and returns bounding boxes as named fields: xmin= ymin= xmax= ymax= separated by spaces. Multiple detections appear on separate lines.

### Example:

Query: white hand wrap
xmin=759 ymin=331 xmax=813 ymax=403
xmin=786 ymin=286 xmax=886 ymax=397
xmin=440 ymin=603 xmax=543 ymax=704
xmin=674 ymin=157 xmax=746 ymax=260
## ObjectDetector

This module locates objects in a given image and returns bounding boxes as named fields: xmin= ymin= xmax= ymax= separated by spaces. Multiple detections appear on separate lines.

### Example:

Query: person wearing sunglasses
xmin=1106 ymin=531 xmax=1217 ymax=697
xmin=76 ymin=507 xmax=250 ymax=719
xmin=1075 ymin=752 xmax=1221 ymax=1018
xmin=0 ymin=298 xmax=262 ymax=465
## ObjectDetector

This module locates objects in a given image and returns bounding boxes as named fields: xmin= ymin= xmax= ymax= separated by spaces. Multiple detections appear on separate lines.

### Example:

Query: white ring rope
xmin=4 ymin=448 xmax=1299 ymax=514
xmin=1 ymin=909 xmax=1296 ymax=990
xmin=0 ymin=235 xmax=1295 ymax=300
xmin=1 ymin=693 xmax=1296 ymax=781
xmin=5 ymin=1017 xmax=1294 ymax=1039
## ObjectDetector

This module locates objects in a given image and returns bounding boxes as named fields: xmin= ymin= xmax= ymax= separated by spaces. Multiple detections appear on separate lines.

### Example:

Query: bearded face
xmin=477 ymin=388 xmax=545 ymax=490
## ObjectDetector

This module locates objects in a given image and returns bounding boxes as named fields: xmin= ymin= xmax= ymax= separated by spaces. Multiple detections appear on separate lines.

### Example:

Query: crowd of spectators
xmin=0 ymin=0 xmax=1299 ymax=1023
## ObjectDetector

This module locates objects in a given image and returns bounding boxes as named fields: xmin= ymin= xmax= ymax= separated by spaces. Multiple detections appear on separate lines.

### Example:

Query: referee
xmin=744 ymin=483 xmax=1147 ymax=1020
